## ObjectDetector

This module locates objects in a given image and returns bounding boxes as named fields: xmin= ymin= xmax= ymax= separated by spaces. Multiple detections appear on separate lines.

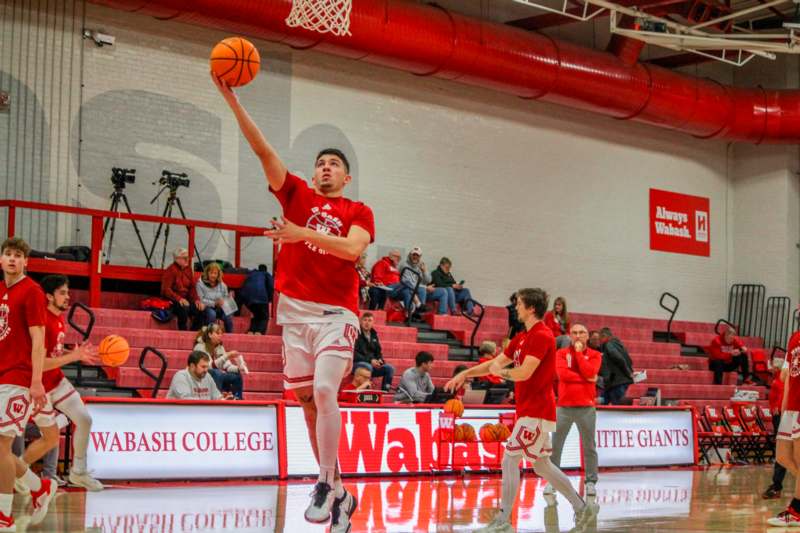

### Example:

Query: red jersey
xmin=543 ymin=311 xmax=569 ymax=338
xmin=371 ymin=257 xmax=400 ymax=286
xmin=504 ymin=321 xmax=557 ymax=422
xmin=42 ymin=311 xmax=66 ymax=392
xmin=785 ymin=332 xmax=800 ymax=411
xmin=556 ymin=346 xmax=602 ymax=407
xmin=769 ymin=372 xmax=785 ymax=413
xmin=707 ymin=334 xmax=745 ymax=362
xmin=0 ymin=276 xmax=47 ymax=387
xmin=271 ymin=172 xmax=375 ymax=315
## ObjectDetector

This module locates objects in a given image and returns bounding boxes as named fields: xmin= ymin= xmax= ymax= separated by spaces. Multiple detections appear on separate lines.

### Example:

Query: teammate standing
xmin=213 ymin=73 xmax=373 ymax=530
xmin=0 ymin=238 xmax=57 ymax=530
xmin=446 ymin=288 xmax=594 ymax=532
xmin=14 ymin=275 xmax=103 ymax=493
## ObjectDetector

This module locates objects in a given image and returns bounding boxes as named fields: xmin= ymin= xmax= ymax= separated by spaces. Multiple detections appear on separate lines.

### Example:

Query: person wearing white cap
xmin=401 ymin=247 xmax=448 ymax=317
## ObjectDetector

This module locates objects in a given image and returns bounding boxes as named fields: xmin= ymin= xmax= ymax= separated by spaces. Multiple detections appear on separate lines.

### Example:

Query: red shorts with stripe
xmin=504 ymin=416 xmax=556 ymax=461
xmin=282 ymin=320 xmax=359 ymax=390
xmin=778 ymin=410 xmax=800 ymax=441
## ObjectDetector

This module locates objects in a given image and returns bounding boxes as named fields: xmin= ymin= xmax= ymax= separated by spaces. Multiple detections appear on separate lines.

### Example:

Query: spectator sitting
xmin=431 ymin=257 xmax=474 ymax=316
xmin=395 ymin=351 xmax=435 ymax=403
xmin=160 ymin=247 xmax=201 ymax=331
xmin=598 ymin=327 xmax=634 ymax=405
xmin=194 ymin=324 xmax=245 ymax=399
xmin=544 ymin=296 xmax=571 ymax=349
xmin=196 ymin=262 xmax=234 ymax=333
xmin=353 ymin=312 xmax=395 ymax=391
xmin=707 ymin=325 xmax=752 ymax=385
xmin=476 ymin=341 xmax=504 ymax=386
xmin=402 ymin=247 xmax=448 ymax=317
xmin=506 ymin=293 xmax=525 ymax=339
xmin=235 ymin=264 xmax=273 ymax=335
xmin=356 ymin=253 xmax=372 ymax=308
xmin=587 ymin=330 xmax=602 ymax=351
xmin=167 ymin=351 xmax=229 ymax=400
xmin=338 ymin=366 xmax=375 ymax=403
xmin=368 ymin=250 xmax=404 ymax=310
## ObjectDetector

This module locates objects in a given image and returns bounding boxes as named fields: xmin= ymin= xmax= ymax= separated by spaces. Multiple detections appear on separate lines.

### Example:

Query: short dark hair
xmin=40 ymin=275 xmax=69 ymax=295
xmin=415 ymin=351 xmax=434 ymax=367
xmin=316 ymin=148 xmax=350 ymax=174
xmin=187 ymin=351 xmax=211 ymax=367
xmin=1 ymin=237 xmax=31 ymax=258
xmin=599 ymin=327 xmax=613 ymax=338
xmin=361 ymin=311 xmax=373 ymax=319
xmin=257 ymin=264 xmax=268 ymax=272
xmin=453 ymin=364 xmax=468 ymax=377
xmin=516 ymin=288 xmax=548 ymax=319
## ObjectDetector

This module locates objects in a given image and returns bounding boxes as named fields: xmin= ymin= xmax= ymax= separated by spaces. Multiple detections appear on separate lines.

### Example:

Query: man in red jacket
xmin=160 ymin=247 xmax=200 ymax=331
xmin=545 ymin=323 xmax=602 ymax=497
xmin=707 ymin=326 xmax=751 ymax=385
xmin=367 ymin=250 xmax=403 ymax=310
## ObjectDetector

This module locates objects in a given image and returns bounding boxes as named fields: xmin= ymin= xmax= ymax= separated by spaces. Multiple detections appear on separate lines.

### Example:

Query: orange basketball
xmin=494 ymin=422 xmax=511 ymax=441
xmin=460 ymin=424 xmax=477 ymax=442
xmin=444 ymin=398 xmax=465 ymax=418
xmin=99 ymin=335 xmax=130 ymax=367
xmin=454 ymin=425 xmax=465 ymax=442
xmin=479 ymin=423 xmax=498 ymax=442
xmin=210 ymin=37 xmax=261 ymax=87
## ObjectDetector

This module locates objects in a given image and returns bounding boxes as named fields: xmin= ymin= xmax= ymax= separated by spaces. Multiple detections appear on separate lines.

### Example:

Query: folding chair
xmin=758 ymin=406 xmax=777 ymax=448
xmin=738 ymin=405 xmax=770 ymax=461
xmin=699 ymin=406 xmax=733 ymax=464
xmin=722 ymin=406 xmax=759 ymax=463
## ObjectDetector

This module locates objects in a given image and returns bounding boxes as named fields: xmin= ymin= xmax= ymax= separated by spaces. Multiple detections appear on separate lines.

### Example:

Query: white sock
xmin=533 ymin=457 xmax=584 ymax=512
xmin=0 ymin=493 xmax=11 ymax=516
xmin=57 ymin=392 xmax=92 ymax=473
xmin=22 ymin=468 xmax=41 ymax=492
xmin=500 ymin=453 xmax=521 ymax=521
xmin=72 ymin=455 xmax=87 ymax=474
xmin=334 ymin=479 xmax=345 ymax=498
xmin=313 ymin=355 xmax=349 ymax=487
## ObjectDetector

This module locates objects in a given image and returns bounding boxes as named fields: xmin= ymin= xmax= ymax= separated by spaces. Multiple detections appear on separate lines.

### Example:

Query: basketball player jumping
xmin=213 ymin=73 xmax=374 ymax=531
xmin=14 ymin=275 xmax=103 ymax=494
xmin=0 ymin=238 xmax=57 ymax=530
xmin=446 ymin=288 xmax=596 ymax=533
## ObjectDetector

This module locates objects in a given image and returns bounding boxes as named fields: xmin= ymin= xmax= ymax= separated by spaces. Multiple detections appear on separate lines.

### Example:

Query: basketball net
xmin=285 ymin=0 xmax=352 ymax=36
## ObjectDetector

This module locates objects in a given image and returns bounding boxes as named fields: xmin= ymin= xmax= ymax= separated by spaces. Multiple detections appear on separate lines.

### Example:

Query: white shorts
xmin=282 ymin=320 xmax=359 ymax=390
xmin=504 ymin=416 xmax=557 ymax=461
xmin=0 ymin=384 xmax=32 ymax=437
xmin=778 ymin=410 xmax=800 ymax=441
xmin=31 ymin=378 xmax=78 ymax=427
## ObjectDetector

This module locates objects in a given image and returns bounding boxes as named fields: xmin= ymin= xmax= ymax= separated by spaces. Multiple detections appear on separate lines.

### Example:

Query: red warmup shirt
xmin=543 ymin=311 xmax=569 ymax=338
xmin=707 ymin=333 xmax=746 ymax=362
xmin=504 ymin=321 xmax=557 ymax=422
xmin=0 ymin=276 xmax=47 ymax=387
xmin=769 ymin=372 xmax=785 ymax=413
xmin=42 ymin=311 xmax=66 ymax=392
xmin=370 ymin=257 xmax=400 ymax=286
xmin=785 ymin=331 xmax=800 ymax=412
xmin=271 ymin=172 xmax=375 ymax=315
xmin=555 ymin=346 xmax=602 ymax=407
xmin=160 ymin=263 xmax=197 ymax=302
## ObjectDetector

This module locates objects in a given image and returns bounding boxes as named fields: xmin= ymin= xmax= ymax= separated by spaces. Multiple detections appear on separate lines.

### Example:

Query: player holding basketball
xmin=14 ymin=275 xmax=103 ymax=494
xmin=446 ymin=288 xmax=595 ymax=532
xmin=768 ymin=329 xmax=800 ymax=526
xmin=0 ymin=238 xmax=57 ymax=530
xmin=213 ymin=73 xmax=373 ymax=530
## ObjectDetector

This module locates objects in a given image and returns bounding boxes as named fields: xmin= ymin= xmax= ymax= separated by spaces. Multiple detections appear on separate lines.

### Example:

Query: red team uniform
xmin=503 ymin=321 xmax=558 ymax=460
xmin=271 ymin=172 xmax=375 ymax=389
xmin=0 ymin=276 xmax=47 ymax=437
xmin=30 ymin=311 xmax=78 ymax=427
xmin=778 ymin=331 xmax=800 ymax=441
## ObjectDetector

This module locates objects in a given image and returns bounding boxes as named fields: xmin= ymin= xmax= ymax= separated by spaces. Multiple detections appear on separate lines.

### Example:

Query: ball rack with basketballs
xmin=437 ymin=398 xmax=516 ymax=471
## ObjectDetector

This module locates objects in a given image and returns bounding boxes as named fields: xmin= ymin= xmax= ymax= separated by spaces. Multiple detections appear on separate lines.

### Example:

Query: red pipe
xmin=90 ymin=0 xmax=800 ymax=143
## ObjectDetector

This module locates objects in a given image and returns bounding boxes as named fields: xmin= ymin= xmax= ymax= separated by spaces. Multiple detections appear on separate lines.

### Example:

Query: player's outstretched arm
xmin=211 ymin=71 xmax=287 ymax=191
xmin=29 ymin=325 xmax=46 ymax=408
xmin=492 ymin=355 xmax=540 ymax=382
xmin=43 ymin=342 xmax=99 ymax=371
xmin=444 ymin=354 xmax=512 ymax=393
xmin=266 ymin=217 xmax=370 ymax=262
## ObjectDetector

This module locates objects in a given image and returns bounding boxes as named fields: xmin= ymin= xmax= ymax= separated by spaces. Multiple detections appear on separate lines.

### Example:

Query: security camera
xmin=82 ymin=29 xmax=115 ymax=47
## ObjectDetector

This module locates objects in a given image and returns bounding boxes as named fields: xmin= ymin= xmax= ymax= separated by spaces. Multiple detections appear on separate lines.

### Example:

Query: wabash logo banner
xmin=649 ymin=189 xmax=710 ymax=257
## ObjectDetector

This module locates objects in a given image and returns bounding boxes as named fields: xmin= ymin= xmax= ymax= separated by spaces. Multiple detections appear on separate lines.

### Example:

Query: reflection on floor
xmin=10 ymin=465 xmax=787 ymax=532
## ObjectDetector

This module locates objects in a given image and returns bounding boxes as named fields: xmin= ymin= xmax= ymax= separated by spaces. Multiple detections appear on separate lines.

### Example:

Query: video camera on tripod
xmin=157 ymin=170 xmax=190 ymax=190
xmin=111 ymin=167 xmax=136 ymax=189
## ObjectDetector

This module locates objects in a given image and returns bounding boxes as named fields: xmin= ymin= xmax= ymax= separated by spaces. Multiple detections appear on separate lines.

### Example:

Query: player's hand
xmin=197 ymin=302 xmax=206 ymax=311
xmin=76 ymin=342 xmax=100 ymax=365
xmin=210 ymin=71 xmax=238 ymax=105
xmin=30 ymin=381 xmax=46 ymax=411
xmin=444 ymin=372 xmax=466 ymax=393
xmin=264 ymin=216 xmax=308 ymax=245
xmin=574 ymin=340 xmax=585 ymax=352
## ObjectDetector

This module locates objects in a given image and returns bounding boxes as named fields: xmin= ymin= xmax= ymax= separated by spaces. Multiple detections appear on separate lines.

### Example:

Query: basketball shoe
xmin=305 ymin=481 xmax=335 ymax=523
xmin=0 ymin=511 xmax=14 ymax=533
xmin=767 ymin=506 xmax=800 ymax=526
xmin=330 ymin=488 xmax=357 ymax=533
xmin=29 ymin=477 xmax=57 ymax=525
xmin=475 ymin=511 xmax=514 ymax=533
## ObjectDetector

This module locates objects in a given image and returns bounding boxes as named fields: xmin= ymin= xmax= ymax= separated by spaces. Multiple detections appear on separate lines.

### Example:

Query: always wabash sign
xmin=649 ymin=189 xmax=710 ymax=257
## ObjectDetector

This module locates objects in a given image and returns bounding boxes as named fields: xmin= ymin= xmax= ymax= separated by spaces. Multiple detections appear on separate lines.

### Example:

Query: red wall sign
xmin=649 ymin=189 xmax=710 ymax=257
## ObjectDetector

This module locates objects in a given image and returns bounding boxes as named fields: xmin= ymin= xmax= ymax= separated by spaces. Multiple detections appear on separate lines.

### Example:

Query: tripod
xmin=103 ymin=187 xmax=152 ymax=266
xmin=146 ymin=185 xmax=202 ymax=269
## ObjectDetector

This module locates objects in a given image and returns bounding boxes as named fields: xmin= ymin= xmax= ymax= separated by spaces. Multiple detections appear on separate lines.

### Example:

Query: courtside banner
xmin=649 ymin=189 xmax=710 ymax=257
xmin=284 ymin=405 xmax=695 ymax=476
xmin=86 ymin=402 xmax=279 ymax=479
